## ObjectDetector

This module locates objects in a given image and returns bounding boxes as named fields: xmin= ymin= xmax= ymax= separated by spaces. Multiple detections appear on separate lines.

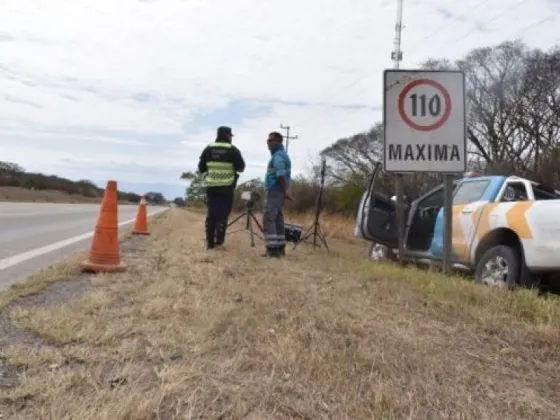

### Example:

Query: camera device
xmin=240 ymin=190 xmax=260 ymax=209
xmin=227 ymin=190 xmax=264 ymax=246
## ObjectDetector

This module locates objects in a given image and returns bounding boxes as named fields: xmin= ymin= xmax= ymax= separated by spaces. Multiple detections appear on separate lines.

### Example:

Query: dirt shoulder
xmin=0 ymin=209 xmax=559 ymax=419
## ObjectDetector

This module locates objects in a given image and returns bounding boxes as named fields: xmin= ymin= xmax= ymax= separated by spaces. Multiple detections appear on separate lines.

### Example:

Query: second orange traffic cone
xmin=132 ymin=196 xmax=150 ymax=235
xmin=81 ymin=180 xmax=126 ymax=273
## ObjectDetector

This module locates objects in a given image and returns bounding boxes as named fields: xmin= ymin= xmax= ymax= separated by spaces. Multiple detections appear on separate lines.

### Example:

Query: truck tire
xmin=474 ymin=245 xmax=520 ymax=289
xmin=368 ymin=242 xmax=397 ymax=262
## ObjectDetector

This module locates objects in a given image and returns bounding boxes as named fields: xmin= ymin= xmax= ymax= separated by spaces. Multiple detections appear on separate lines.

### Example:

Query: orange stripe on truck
xmin=475 ymin=203 xmax=499 ymax=241
xmin=505 ymin=201 xmax=534 ymax=239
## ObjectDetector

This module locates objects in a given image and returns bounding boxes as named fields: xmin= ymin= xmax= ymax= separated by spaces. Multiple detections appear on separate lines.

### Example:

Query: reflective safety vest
xmin=204 ymin=142 xmax=236 ymax=187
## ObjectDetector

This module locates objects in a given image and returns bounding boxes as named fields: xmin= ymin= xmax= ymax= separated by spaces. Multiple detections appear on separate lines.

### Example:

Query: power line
xmin=280 ymin=124 xmax=298 ymax=153
xmin=448 ymin=0 xmax=530 ymax=45
xmin=292 ymin=1 xmax=492 ymax=129
xmin=504 ymin=8 xmax=560 ymax=40
xmin=416 ymin=0 xmax=488 ymax=44
xmin=293 ymin=1 xmax=558 ymax=131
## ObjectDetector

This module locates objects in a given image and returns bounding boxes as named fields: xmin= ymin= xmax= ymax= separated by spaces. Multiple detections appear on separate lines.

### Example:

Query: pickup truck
xmin=354 ymin=163 xmax=560 ymax=288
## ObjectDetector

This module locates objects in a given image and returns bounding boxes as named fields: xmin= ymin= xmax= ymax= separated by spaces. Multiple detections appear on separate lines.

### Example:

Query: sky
xmin=1 ymin=0 xmax=559 ymax=199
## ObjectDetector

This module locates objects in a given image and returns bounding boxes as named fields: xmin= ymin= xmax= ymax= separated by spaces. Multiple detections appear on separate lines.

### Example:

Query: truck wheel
xmin=368 ymin=243 xmax=397 ymax=262
xmin=474 ymin=245 xmax=520 ymax=289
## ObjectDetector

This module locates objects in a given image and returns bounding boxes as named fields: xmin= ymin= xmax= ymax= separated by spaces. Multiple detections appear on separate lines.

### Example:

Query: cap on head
xmin=217 ymin=126 xmax=234 ymax=138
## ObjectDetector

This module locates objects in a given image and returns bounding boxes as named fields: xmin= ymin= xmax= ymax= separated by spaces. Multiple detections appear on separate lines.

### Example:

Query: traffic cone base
xmin=132 ymin=196 xmax=150 ymax=235
xmin=81 ymin=260 xmax=126 ymax=273
xmin=81 ymin=180 xmax=126 ymax=274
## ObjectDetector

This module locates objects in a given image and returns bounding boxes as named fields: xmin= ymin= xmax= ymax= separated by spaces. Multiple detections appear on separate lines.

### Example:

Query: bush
xmin=0 ymin=160 xmax=153 ymax=203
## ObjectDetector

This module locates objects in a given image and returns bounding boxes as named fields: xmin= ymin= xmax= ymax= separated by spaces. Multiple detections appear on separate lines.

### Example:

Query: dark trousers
xmin=205 ymin=187 xmax=234 ymax=247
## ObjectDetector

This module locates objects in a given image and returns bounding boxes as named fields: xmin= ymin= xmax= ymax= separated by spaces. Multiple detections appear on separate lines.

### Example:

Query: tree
xmin=180 ymin=171 xmax=206 ymax=203
xmin=0 ymin=161 xmax=25 ymax=173
xmin=319 ymin=123 xmax=383 ymax=185
xmin=173 ymin=196 xmax=186 ymax=207
xmin=421 ymin=40 xmax=560 ymax=182
xmin=145 ymin=192 xmax=166 ymax=205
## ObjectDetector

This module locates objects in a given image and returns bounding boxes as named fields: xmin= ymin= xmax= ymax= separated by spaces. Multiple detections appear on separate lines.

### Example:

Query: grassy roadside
xmin=0 ymin=209 xmax=559 ymax=419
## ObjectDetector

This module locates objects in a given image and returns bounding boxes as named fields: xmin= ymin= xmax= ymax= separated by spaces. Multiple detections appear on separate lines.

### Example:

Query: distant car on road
xmin=354 ymin=163 xmax=560 ymax=289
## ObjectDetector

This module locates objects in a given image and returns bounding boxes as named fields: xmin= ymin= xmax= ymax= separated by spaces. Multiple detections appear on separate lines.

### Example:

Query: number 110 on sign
xmin=409 ymin=93 xmax=441 ymax=117
xmin=397 ymin=78 xmax=452 ymax=133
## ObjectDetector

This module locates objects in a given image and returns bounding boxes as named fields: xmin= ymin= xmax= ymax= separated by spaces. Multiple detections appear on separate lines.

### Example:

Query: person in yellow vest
xmin=198 ymin=126 xmax=245 ymax=249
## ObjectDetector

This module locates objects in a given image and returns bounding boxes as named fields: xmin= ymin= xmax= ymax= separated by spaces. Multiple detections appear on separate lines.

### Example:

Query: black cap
xmin=217 ymin=126 xmax=234 ymax=137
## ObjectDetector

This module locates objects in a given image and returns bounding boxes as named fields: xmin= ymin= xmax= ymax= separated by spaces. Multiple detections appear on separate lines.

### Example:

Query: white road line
xmin=0 ymin=208 xmax=168 ymax=271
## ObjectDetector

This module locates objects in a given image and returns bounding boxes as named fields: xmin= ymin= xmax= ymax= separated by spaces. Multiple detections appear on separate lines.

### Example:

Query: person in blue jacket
xmin=262 ymin=131 xmax=293 ymax=258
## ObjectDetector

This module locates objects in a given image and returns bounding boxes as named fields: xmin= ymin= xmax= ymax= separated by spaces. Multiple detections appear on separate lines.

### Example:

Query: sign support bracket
xmin=443 ymin=175 xmax=454 ymax=274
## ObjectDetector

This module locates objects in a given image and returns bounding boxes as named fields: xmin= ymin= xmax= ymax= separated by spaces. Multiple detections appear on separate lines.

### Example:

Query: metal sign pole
xmin=393 ymin=0 xmax=405 ymax=266
xmin=443 ymin=175 xmax=453 ymax=274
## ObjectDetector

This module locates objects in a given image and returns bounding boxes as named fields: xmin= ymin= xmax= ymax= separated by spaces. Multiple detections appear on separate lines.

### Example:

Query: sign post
xmin=383 ymin=70 xmax=466 ymax=274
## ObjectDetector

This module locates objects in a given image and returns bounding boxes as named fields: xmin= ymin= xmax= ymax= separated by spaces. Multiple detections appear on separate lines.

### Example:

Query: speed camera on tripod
xmin=240 ymin=190 xmax=260 ymax=209
xmin=228 ymin=190 xmax=264 ymax=246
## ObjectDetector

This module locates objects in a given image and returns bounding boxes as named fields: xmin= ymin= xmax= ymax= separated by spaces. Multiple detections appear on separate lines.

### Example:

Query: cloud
xmin=1 ymin=0 xmax=559 ymax=199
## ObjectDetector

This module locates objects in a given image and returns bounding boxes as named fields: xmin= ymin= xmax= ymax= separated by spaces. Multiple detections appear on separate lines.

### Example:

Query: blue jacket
xmin=264 ymin=144 xmax=291 ymax=191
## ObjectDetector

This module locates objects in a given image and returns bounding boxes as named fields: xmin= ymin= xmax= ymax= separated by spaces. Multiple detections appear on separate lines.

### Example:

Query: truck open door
xmin=355 ymin=162 xmax=400 ymax=249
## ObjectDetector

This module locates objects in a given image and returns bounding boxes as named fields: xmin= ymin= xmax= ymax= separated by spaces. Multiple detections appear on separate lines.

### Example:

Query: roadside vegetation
xmin=0 ymin=161 xmax=165 ymax=205
xmin=0 ymin=209 xmax=558 ymax=419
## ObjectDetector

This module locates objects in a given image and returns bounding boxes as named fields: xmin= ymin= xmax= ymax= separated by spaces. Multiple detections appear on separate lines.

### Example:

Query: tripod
xmin=293 ymin=159 xmax=329 ymax=251
xmin=227 ymin=199 xmax=264 ymax=247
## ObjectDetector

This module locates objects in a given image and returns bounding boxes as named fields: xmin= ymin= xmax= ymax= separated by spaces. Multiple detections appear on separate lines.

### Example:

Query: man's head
xmin=217 ymin=126 xmax=234 ymax=142
xmin=267 ymin=131 xmax=283 ymax=151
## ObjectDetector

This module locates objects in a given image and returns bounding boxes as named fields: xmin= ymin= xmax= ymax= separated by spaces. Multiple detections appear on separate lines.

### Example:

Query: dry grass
xmin=0 ymin=209 xmax=559 ymax=419
xmin=0 ymin=257 xmax=84 ymax=313
xmin=284 ymin=210 xmax=356 ymax=242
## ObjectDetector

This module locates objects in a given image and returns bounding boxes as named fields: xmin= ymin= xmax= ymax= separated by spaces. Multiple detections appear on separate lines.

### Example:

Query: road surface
xmin=0 ymin=202 xmax=168 ymax=291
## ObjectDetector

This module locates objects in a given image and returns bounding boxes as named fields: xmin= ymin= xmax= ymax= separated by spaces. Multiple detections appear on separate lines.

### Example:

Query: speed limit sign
xmin=383 ymin=70 xmax=466 ymax=173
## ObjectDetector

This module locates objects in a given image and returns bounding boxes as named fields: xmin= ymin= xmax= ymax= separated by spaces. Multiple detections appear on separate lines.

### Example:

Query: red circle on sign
xmin=397 ymin=78 xmax=452 ymax=132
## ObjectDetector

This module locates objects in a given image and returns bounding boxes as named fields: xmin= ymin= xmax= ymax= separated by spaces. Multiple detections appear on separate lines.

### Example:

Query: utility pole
xmin=392 ymin=0 xmax=405 ymax=266
xmin=280 ymin=124 xmax=298 ymax=153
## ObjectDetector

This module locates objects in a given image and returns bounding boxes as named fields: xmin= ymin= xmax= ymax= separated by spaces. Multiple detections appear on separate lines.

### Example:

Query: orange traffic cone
xmin=81 ymin=180 xmax=126 ymax=273
xmin=132 ymin=196 xmax=150 ymax=235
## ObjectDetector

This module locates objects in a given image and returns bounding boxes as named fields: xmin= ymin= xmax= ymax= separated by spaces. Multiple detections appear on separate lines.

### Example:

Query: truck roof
xmin=460 ymin=174 xmax=560 ymax=197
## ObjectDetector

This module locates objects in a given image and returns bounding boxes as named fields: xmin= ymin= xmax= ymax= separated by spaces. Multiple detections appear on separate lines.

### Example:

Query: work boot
xmin=261 ymin=247 xmax=281 ymax=258
xmin=278 ymin=244 xmax=286 ymax=257
xmin=205 ymin=219 xmax=215 ymax=250
xmin=215 ymin=222 xmax=226 ymax=246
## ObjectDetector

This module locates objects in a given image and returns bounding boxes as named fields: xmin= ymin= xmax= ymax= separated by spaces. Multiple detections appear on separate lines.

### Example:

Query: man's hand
xmin=285 ymin=190 xmax=294 ymax=201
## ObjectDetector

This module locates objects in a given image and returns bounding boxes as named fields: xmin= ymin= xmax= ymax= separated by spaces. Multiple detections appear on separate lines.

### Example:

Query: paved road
xmin=0 ymin=202 xmax=167 ymax=291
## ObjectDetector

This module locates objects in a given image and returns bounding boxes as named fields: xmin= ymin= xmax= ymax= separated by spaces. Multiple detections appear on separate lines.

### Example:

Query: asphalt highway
xmin=0 ymin=202 xmax=167 ymax=291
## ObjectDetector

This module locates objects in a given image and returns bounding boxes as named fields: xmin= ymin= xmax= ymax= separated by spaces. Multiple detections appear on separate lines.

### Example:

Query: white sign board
xmin=383 ymin=70 xmax=466 ymax=173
